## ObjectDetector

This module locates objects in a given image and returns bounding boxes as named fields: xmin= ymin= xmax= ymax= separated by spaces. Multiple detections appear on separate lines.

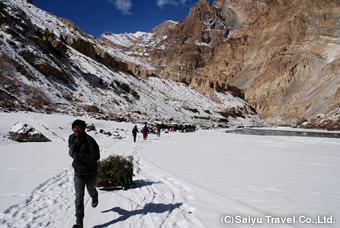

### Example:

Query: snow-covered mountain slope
xmin=0 ymin=0 xmax=265 ymax=128
xmin=101 ymin=20 xmax=177 ymax=59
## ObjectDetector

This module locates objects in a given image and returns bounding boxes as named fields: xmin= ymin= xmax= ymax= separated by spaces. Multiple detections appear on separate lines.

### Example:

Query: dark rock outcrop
xmin=9 ymin=123 xmax=50 ymax=142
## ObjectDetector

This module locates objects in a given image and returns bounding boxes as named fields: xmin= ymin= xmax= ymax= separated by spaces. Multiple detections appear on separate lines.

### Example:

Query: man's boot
xmin=73 ymin=213 xmax=84 ymax=228
xmin=92 ymin=195 xmax=98 ymax=208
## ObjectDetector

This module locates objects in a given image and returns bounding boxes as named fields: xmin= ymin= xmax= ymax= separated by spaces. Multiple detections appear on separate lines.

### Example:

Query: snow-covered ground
xmin=0 ymin=112 xmax=339 ymax=228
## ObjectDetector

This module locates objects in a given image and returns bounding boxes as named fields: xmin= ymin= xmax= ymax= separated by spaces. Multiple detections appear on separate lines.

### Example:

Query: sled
xmin=98 ymin=178 xmax=133 ymax=191
xmin=97 ymin=155 xmax=134 ymax=191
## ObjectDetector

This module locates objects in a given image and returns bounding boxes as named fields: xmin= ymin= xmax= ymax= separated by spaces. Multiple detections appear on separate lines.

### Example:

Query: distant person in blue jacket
xmin=132 ymin=125 xmax=139 ymax=142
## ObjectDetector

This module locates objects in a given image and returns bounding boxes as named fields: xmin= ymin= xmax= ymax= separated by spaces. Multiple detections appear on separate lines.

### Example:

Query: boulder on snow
xmin=9 ymin=122 xmax=50 ymax=142
xmin=87 ymin=123 xmax=96 ymax=132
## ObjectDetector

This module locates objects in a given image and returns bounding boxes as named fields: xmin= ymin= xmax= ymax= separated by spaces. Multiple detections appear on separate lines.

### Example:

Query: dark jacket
xmin=132 ymin=126 xmax=138 ymax=135
xmin=68 ymin=132 xmax=100 ymax=174
xmin=142 ymin=125 xmax=148 ymax=135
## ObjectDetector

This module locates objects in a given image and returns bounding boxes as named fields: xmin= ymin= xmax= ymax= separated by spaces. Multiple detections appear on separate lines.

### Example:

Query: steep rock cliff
xmin=201 ymin=0 xmax=340 ymax=125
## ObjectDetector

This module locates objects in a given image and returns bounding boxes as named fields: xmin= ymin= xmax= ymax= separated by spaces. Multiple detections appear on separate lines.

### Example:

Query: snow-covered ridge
xmin=4 ymin=0 xmax=154 ymax=70
xmin=101 ymin=20 xmax=178 ymax=58
xmin=0 ymin=0 xmax=265 ymax=128
xmin=101 ymin=32 xmax=148 ymax=48
xmin=101 ymin=30 xmax=163 ymax=55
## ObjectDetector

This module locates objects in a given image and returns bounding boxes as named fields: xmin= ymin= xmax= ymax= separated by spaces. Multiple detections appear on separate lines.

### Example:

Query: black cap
xmin=72 ymin=119 xmax=86 ymax=129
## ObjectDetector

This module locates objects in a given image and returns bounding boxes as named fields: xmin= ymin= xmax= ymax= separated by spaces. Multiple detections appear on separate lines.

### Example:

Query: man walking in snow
xmin=68 ymin=119 xmax=100 ymax=228
xmin=132 ymin=125 xmax=139 ymax=142
xmin=156 ymin=124 xmax=161 ymax=137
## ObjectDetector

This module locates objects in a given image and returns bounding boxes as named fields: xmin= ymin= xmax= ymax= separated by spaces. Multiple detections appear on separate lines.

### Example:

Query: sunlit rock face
xmin=198 ymin=0 xmax=340 ymax=125
xmin=103 ymin=0 xmax=340 ymax=126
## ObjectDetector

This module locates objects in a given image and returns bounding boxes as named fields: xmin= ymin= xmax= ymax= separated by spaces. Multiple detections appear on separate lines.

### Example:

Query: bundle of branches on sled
xmin=97 ymin=155 xmax=134 ymax=190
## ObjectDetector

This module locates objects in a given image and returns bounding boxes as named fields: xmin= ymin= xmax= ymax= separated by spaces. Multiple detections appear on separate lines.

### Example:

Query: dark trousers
xmin=74 ymin=172 xmax=98 ymax=217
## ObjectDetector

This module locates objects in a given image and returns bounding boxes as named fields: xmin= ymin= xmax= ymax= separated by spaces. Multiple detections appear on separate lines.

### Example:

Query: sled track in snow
xmin=0 ymin=137 xmax=204 ymax=228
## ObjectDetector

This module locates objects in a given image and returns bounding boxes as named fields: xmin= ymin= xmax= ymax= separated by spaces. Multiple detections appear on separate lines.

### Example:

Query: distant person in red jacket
xmin=141 ymin=124 xmax=149 ymax=140
xmin=156 ymin=124 xmax=161 ymax=137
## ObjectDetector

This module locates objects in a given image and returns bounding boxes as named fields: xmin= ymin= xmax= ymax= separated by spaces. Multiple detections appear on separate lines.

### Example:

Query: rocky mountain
xmin=0 ymin=0 xmax=264 ymax=128
xmin=1 ymin=0 xmax=339 ymax=129
xmin=102 ymin=0 xmax=340 ymax=129
xmin=205 ymin=0 xmax=340 ymax=128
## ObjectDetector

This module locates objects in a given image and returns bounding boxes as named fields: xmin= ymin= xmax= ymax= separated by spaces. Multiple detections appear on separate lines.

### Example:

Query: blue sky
xmin=32 ymin=0 xmax=213 ymax=38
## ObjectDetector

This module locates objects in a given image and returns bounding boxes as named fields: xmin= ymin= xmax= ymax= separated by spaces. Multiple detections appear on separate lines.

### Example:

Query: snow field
xmin=0 ymin=112 xmax=204 ymax=227
xmin=140 ymin=130 xmax=340 ymax=227
xmin=0 ymin=112 xmax=340 ymax=227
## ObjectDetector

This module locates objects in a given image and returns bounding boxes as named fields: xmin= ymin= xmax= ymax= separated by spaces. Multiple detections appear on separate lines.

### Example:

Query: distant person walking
xmin=156 ymin=124 xmax=161 ymax=137
xmin=132 ymin=125 xmax=139 ymax=142
xmin=141 ymin=124 xmax=149 ymax=140
xmin=68 ymin=119 xmax=100 ymax=228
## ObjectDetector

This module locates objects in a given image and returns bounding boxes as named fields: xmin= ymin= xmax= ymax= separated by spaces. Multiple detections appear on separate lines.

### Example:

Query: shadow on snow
xmin=98 ymin=179 xmax=161 ymax=191
xmin=93 ymin=202 xmax=183 ymax=227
